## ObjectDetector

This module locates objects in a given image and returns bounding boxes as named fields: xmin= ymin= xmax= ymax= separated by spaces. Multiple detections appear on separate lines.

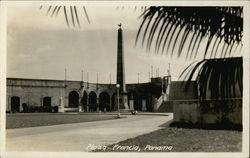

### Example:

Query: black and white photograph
xmin=0 ymin=1 xmax=249 ymax=158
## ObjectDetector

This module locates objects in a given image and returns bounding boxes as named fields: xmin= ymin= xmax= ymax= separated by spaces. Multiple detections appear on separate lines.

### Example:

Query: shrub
xmin=40 ymin=106 xmax=53 ymax=112
xmin=27 ymin=106 xmax=40 ymax=112
xmin=23 ymin=105 xmax=53 ymax=113
xmin=53 ymin=106 xmax=59 ymax=113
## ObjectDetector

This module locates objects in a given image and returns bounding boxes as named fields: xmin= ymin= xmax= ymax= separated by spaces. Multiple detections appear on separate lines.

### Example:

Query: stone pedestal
xmin=78 ymin=106 xmax=83 ymax=112
xmin=115 ymin=94 xmax=129 ymax=110
xmin=121 ymin=94 xmax=129 ymax=110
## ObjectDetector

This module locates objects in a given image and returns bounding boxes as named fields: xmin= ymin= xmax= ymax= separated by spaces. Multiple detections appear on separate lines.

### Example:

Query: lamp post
xmin=116 ymin=84 xmax=120 ymax=118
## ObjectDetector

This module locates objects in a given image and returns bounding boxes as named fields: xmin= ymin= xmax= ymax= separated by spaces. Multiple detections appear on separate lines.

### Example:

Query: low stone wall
xmin=157 ymin=101 xmax=173 ymax=112
xmin=173 ymin=99 xmax=242 ymax=125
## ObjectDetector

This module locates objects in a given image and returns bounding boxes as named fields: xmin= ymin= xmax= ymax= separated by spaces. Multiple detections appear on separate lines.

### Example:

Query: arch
xmin=43 ymin=97 xmax=52 ymax=106
xmin=99 ymin=92 xmax=110 ymax=111
xmin=89 ymin=91 xmax=97 ymax=111
xmin=11 ymin=96 xmax=20 ymax=112
xmin=68 ymin=91 xmax=79 ymax=108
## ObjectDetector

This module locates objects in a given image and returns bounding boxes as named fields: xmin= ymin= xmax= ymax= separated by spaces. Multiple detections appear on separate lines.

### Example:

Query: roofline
xmin=6 ymin=77 xmax=154 ymax=85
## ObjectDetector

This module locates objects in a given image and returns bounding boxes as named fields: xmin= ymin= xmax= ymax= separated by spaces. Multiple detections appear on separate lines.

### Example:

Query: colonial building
xmin=6 ymin=76 xmax=179 ymax=113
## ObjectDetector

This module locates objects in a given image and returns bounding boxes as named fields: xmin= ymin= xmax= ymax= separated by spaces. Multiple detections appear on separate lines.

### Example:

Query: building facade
xmin=6 ymin=76 xmax=177 ymax=113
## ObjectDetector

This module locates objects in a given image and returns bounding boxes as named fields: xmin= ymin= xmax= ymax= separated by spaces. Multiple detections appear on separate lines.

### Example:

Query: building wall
xmin=169 ymin=80 xmax=242 ymax=125
xmin=6 ymin=78 xmax=163 ymax=112
xmin=6 ymin=77 xmax=242 ymax=125
xmin=6 ymin=78 xmax=117 ymax=112
xmin=7 ymin=79 xmax=65 ymax=111
xmin=6 ymin=77 xmax=197 ymax=113
xmin=169 ymin=81 xmax=198 ymax=100
xmin=173 ymin=99 xmax=242 ymax=125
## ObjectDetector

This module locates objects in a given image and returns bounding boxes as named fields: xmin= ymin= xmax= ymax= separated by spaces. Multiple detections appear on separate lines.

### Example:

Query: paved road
xmin=6 ymin=114 xmax=173 ymax=152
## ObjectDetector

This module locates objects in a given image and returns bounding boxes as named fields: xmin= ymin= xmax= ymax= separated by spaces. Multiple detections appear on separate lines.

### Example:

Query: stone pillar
xmin=86 ymin=94 xmax=89 ymax=112
xmin=86 ymin=94 xmax=89 ymax=105
xmin=59 ymin=97 xmax=64 ymax=112
xmin=78 ymin=106 xmax=83 ymax=112
xmin=109 ymin=96 xmax=112 ymax=111
xmin=78 ymin=97 xmax=83 ymax=112
xmin=19 ymin=101 xmax=23 ymax=112
xmin=97 ymin=97 xmax=99 ymax=112
xmin=16 ymin=97 xmax=21 ymax=112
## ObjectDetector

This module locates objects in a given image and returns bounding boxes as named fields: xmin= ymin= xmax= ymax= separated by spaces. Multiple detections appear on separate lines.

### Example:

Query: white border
xmin=0 ymin=2 xmax=7 ymax=158
xmin=0 ymin=1 xmax=249 ymax=158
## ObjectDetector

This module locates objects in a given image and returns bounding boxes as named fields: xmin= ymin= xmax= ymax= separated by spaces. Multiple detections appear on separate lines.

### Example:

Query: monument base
xmin=114 ymin=94 xmax=129 ymax=110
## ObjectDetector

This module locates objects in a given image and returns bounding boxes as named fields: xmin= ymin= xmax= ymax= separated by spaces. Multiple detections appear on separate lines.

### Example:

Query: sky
xmin=7 ymin=6 xmax=209 ymax=84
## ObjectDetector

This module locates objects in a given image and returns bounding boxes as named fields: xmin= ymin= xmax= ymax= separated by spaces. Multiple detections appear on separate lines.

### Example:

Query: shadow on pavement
xmin=169 ymin=121 xmax=242 ymax=131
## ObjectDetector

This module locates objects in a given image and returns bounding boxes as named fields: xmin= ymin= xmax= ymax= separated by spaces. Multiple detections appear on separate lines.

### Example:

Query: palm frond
xmin=136 ymin=7 xmax=243 ymax=59
xmin=74 ymin=6 xmax=80 ymax=27
xmin=83 ymin=6 xmax=90 ymax=23
xmin=50 ymin=6 xmax=58 ymax=17
xmin=70 ymin=6 xmax=75 ymax=27
xmin=63 ymin=6 xmax=70 ymax=27
xmin=180 ymin=57 xmax=242 ymax=100
xmin=40 ymin=6 xmax=91 ymax=27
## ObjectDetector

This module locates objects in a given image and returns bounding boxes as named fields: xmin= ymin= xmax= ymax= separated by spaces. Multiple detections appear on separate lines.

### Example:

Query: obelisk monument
xmin=116 ymin=23 xmax=129 ymax=110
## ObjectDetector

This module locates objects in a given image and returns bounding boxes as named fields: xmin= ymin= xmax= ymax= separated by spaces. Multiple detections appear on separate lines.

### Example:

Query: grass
xmin=94 ymin=122 xmax=242 ymax=152
xmin=6 ymin=113 xmax=118 ymax=129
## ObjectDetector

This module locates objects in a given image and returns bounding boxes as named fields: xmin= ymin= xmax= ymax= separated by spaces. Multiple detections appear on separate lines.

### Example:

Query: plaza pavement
xmin=6 ymin=113 xmax=173 ymax=152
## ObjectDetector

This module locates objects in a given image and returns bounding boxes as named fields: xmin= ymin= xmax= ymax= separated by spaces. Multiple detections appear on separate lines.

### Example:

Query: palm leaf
xmin=180 ymin=57 xmax=242 ymax=100
xmin=40 ymin=6 xmax=90 ymax=27
xmin=136 ymin=7 xmax=243 ymax=59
